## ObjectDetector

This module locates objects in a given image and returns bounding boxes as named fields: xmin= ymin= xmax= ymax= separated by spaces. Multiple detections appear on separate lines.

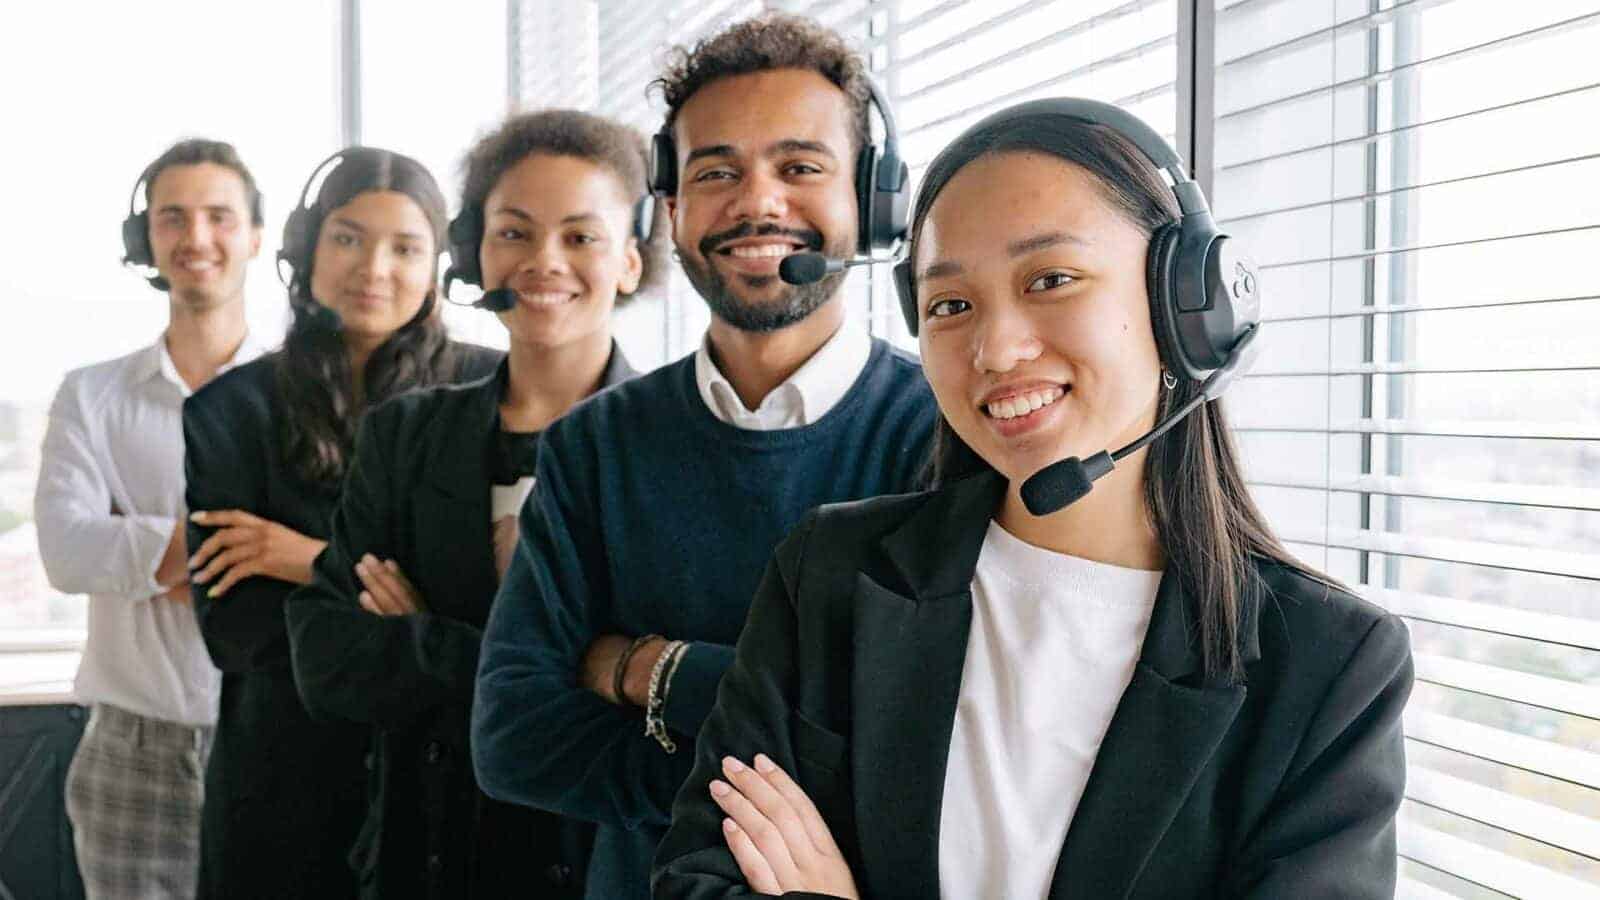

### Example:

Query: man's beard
xmin=679 ymin=222 xmax=848 ymax=333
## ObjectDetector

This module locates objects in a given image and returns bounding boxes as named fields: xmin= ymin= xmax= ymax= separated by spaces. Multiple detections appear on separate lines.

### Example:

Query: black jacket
xmin=284 ymin=349 xmax=633 ymax=900
xmin=184 ymin=343 xmax=500 ymax=899
xmin=653 ymin=471 xmax=1413 ymax=900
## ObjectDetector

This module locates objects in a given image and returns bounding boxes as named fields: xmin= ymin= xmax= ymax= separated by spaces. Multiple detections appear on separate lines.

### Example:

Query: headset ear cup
xmin=893 ymin=258 xmax=918 ymax=336
xmin=121 ymin=211 xmax=153 ymax=267
xmin=446 ymin=208 xmax=484 ymax=288
xmin=649 ymin=131 xmax=677 ymax=196
xmin=854 ymin=144 xmax=878 ymax=255
xmin=1146 ymin=222 xmax=1189 ymax=378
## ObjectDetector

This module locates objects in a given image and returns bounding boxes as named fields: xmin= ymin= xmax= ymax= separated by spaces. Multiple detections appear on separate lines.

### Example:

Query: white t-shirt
xmin=938 ymin=522 xmax=1162 ymax=900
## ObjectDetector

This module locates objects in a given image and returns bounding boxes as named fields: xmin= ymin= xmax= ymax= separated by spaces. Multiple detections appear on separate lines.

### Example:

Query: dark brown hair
xmin=651 ymin=12 xmax=871 ymax=154
xmin=460 ymin=109 xmax=666 ymax=299
xmin=276 ymin=147 xmax=458 ymax=485
xmin=141 ymin=138 xmax=264 ymax=225
xmin=912 ymin=115 xmax=1336 ymax=683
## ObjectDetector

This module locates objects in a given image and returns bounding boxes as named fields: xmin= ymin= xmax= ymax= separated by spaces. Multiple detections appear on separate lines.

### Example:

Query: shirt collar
xmin=693 ymin=316 xmax=872 ymax=428
xmin=144 ymin=329 xmax=269 ymax=397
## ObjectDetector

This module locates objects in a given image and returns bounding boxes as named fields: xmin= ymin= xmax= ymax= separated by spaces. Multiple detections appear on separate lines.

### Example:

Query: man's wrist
xmin=623 ymin=637 xmax=671 ymax=706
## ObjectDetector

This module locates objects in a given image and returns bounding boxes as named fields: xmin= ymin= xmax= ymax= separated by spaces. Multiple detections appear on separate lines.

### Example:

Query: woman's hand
xmin=188 ymin=510 xmax=327 ymax=597
xmin=354 ymin=554 xmax=426 ymax=616
xmin=710 ymin=754 xmax=859 ymax=899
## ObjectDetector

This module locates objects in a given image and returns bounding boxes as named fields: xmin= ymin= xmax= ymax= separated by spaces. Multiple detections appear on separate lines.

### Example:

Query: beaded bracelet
xmin=612 ymin=634 xmax=659 ymax=706
xmin=644 ymin=640 xmax=690 ymax=753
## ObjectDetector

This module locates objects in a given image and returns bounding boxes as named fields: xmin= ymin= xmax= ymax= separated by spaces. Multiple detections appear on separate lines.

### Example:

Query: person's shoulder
xmin=1253 ymin=557 xmax=1408 ymax=673
xmin=185 ymin=353 xmax=278 ymax=420
xmin=552 ymin=355 xmax=688 ymax=435
xmin=796 ymin=486 xmax=940 ymax=565
xmin=447 ymin=341 xmax=505 ymax=381
xmin=53 ymin=345 xmax=152 ymax=411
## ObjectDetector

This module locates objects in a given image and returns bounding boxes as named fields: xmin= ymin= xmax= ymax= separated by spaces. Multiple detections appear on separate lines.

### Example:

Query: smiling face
xmin=479 ymin=153 xmax=641 ymax=350
xmin=308 ymin=190 xmax=437 ymax=342
xmin=147 ymin=162 xmax=261 ymax=309
xmin=665 ymin=67 xmax=860 ymax=332
xmin=915 ymin=150 xmax=1164 ymax=485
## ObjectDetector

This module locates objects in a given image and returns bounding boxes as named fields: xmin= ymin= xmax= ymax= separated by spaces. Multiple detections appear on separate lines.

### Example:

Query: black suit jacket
xmin=183 ymin=342 xmax=500 ymax=899
xmin=653 ymin=471 xmax=1413 ymax=900
xmin=284 ymin=348 xmax=632 ymax=900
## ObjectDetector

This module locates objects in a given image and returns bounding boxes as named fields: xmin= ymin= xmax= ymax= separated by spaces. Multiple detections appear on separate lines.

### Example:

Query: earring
xmin=1162 ymin=369 xmax=1178 ymax=391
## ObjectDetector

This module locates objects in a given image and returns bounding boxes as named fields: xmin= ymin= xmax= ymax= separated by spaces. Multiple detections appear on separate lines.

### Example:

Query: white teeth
xmin=522 ymin=292 xmax=574 ymax=306
xmin=726 ymin=244 xmax=797 ymax=259
xmin=985 ymin=387 xmax=1065 ymax=420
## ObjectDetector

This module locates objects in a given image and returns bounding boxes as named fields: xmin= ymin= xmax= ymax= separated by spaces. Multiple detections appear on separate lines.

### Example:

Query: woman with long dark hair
xmin=653 ymin=100 xmax=1413 ymax=899
xmin=183 ymin=147 xmax=499 ymax=898
xmin=283 ymin=110 xmax=664 ymax=900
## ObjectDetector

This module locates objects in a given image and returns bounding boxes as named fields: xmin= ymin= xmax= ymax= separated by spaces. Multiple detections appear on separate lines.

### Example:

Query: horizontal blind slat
xmin=1405 ymin=766 xmax=1600 ymax=861
xmin=1413 ymin=652 xmax=1600 ymax=720
xmin=1399 ymin=821 xmax=1600 ymax=898
xmin=1405 ymin=710 xmax=1600 ymax=790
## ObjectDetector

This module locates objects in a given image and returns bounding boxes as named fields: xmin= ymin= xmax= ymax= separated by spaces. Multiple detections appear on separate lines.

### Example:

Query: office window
xmin=0 ymin=1 xmax=342 ymax=639
xmin=1213 ymin=0 xmax=1600 ymax=894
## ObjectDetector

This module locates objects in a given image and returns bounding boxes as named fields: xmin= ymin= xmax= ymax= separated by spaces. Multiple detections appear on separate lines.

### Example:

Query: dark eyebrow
xmin=1007 ymin=230 xmax=1088 ymax=256
xmin=491 ymin=207 xmax=605 ymax=226
xmin=918 ymin=259 xmax=964 ymax=282
xmin=919 ymin=231 xmax=1090 ymax=282
xmin=684 ymin=144 xmax=736 ymax=167
xmin=328 ymin=217 xmax=366 ymax=233
xmin=767 ymin=139 xmax=836 ymax=160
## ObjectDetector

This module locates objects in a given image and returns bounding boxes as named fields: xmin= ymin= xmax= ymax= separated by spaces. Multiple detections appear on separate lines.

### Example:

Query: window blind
xmin=1212 ymin=0 xmax=1600 ymax=895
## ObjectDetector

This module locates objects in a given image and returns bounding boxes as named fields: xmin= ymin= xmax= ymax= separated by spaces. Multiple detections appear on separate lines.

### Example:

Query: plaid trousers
xmin=65 ymin=703 xmax=214 ymax=900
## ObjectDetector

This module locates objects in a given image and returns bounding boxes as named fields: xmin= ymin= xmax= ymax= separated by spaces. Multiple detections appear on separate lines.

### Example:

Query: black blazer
xmin=184 ymin=343 xmax=500 ymax=899
xmin=653 ymin=471 xmax=1413 ymax=900
xmin=283 ymin=348 xmax=632 ymax=900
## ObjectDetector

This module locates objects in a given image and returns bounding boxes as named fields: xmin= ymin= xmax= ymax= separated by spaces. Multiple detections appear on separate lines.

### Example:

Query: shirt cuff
xmin=134 ymin=513 xmax=178 ymax=599
xmin=662 ymin=641 xmax=736 ymax=738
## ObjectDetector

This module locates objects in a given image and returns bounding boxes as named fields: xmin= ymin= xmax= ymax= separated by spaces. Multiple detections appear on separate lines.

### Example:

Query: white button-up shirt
xmin=693 ymin=317 xmax=872 ymax=430
xmin=34 ymin=332 xmax=265 ymax=726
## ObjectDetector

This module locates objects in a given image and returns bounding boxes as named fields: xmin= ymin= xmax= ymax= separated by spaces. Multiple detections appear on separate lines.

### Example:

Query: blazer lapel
xmin=849 ymin=472 xmax=1005 ymax=900
xmin=1047 ymin=572 xmax=1261 ymax=899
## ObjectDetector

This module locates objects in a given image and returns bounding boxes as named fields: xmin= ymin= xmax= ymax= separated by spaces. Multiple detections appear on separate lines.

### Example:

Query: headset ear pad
xmin=1145 ymin=221 xmax=1193 ymax=379
xmin=446 ymin=207 xmax=484 ymax=288
xmin=121 ymin=211 xmax=153 ymax=267
xmin=649 ymin=131 xmax=677 ymax=196
xmin=893 ymin=257 xmax=918 ymax=337
xmin=854 ymin=143 xmax=879 ymax=255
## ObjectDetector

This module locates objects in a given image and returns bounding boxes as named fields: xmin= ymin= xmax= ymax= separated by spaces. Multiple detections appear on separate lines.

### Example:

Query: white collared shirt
xmin=34 ymin=331 xmax=265 ymax=726
xmin=693 ymin=317 xmax=872 ymax=430
xmin=938 ymin=522 xmax=1162 ymax=899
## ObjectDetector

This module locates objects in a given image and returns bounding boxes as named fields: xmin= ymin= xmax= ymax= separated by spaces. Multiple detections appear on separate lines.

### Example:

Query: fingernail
xmin=723 ymin=757 xmax=746 ymax=773
xmin=754 ymin=754 xmax=776 ymax=773
xmin=189 ymin=511 xmax=204 ymax=522
xmin=709 ymin=780 xmax=730 ymax=797
xmin=360 ymin=591 xmax=372 ymax=604
xmin=207 ymin=587 xmax=218 ymax=598
xmin=384 ymin=560 xmax=399 ymax=572
xmin=361 ymin=553 xmax=375 ymax=565
xmin=723 ymin=818 xmax=738 ymax=833
xmin=192 ymin=573 xmax=208 ymax=584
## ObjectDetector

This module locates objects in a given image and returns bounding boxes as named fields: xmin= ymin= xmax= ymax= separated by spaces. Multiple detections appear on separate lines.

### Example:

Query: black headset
xmin=892 ymin=97 xmax=1261 ymax=383
xmin=648 ymin=76 xmax=910 ymax=256
xmin=443 ymin=184 xmax=656 ymax=311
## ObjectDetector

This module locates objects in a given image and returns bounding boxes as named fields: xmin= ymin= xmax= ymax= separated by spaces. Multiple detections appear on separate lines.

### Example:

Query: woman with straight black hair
xmin=653 ymin=100 xmax=1413 ymax=900
xmin=183 ymin=146 xmax=500 ymax=899
xmin=283 ymin=109 xmax=665 ymax=900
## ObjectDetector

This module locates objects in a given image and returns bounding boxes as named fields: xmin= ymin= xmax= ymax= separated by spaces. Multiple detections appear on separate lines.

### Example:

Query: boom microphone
xmin=1019 ymin=324 xmax=1261 ymax=516
xmin=778 ymin=251 xmax=894 ymax=285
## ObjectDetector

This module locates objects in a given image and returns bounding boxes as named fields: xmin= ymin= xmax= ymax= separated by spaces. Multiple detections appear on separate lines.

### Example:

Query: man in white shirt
xmin=34 ymin=138 xmax=266 ymax=899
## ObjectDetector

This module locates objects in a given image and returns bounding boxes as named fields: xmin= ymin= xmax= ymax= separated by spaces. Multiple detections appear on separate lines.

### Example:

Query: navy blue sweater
xmin=472 ymin=339 xmax=936 ymax=900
